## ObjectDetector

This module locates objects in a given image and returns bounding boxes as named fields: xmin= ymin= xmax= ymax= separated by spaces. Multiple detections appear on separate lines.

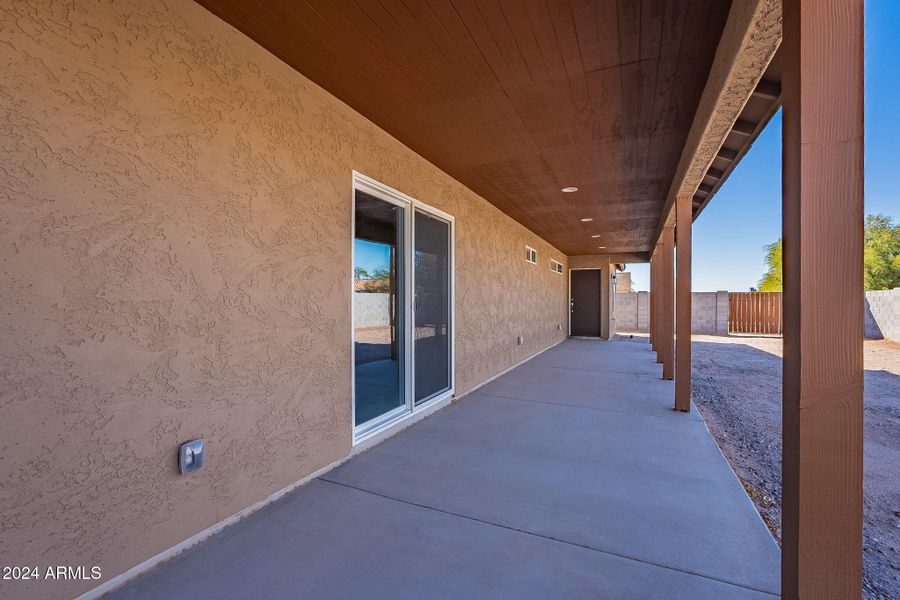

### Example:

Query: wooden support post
xmin=782 ymin=0 xmax=864 ymax=598
xmin=675 ymin=195 xmax=692 ymax=411
xmin=650 ymin=251 xmax=656 ymax=350
xmin=660 ymin=226 xmax=674 ymax=380
xmin=653 ymin=244 xmax=666 ymax=363
xmin=600 ymin=256 xmax=611 ymax=340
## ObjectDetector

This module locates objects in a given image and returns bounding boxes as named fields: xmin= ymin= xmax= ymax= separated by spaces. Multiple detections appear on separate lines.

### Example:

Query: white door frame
xmin=351 ymin=172 xmax=455 ymax=444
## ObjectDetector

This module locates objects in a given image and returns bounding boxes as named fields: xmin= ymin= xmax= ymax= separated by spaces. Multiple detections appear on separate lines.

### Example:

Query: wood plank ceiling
xmin=197 ymin=0 xmax=733 ymax=256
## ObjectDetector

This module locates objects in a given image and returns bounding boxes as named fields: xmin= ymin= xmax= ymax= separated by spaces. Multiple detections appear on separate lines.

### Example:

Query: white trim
xmin=524 ymin=245 xmax=537 ymax=264
xmin=351 ymin=172 xmax=456 ymax=445
xmin=550 ymin=258 xmax=564 ymax=274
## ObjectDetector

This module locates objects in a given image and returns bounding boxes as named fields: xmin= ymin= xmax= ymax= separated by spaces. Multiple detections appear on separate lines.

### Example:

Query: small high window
xmin=525 ymin=245 xmax=537 ymax=264
xmin=550 ymin=259 xmax=564 ymax=274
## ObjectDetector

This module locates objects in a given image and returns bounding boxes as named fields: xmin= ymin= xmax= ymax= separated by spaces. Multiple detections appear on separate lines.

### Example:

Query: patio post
xmin=650 ymin=249 xmax=656 ymax=350
xmin=675 ymin=195 xmax=692 ymax=411
xmin=660 ymin=225 xmax=675 ymax=380
xmin=654 ymin=244 xmax=665 ymax=364
xmin=781 ymin=0 xmax=864 ymax=597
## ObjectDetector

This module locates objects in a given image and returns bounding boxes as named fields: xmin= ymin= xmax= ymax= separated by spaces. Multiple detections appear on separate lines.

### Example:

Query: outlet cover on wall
xmin=179 ymin=439 xmax=205 ymax=475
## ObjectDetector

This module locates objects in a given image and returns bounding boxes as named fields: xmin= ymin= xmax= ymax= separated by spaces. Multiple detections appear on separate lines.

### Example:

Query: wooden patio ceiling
xmin=198 ymin=0 xmax=733 ymax=256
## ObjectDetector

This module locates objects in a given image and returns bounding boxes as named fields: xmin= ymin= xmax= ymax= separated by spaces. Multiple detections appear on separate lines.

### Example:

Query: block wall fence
xmin=864 ymin=288 xmax=900 ymax=342
xmin=616 ymin=291 xmax=729 ymax=335
xmin=616 ymin=288 xmax=900 ymax=342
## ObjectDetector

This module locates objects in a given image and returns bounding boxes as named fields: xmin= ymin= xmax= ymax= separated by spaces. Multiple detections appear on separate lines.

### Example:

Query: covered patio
xmin=109 ymin=338 xmax=779 ymax=600
xmin=0 ymin=0 xmax=865 ymax=598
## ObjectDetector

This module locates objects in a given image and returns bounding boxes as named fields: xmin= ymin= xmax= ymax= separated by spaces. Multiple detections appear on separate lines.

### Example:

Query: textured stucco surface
xmin=0 ymin=2 xmax=567 ymax=599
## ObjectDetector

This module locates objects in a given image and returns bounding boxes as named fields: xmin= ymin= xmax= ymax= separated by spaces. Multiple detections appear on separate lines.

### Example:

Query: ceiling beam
xmin=651 ymin=0 xmax=782 ymax=248
xmin=732 ymin=118 xmax=758 ymax=136
xmin=752 ymin=78 xmax=782 ymax=100
xmin=717 ymin=147 xmax=739 ymax=161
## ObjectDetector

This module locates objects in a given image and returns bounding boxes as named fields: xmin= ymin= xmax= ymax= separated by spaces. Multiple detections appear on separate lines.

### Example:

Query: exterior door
xmin=352 ymin=172 xmax=455 ymax=443
xmin=413 ymin=210 xmax=451 ymax=404
xmin=570 ymin=269 xmax=601 ymax=337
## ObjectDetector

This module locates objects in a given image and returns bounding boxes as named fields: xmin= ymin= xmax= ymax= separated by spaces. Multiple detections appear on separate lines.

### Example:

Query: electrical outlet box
xmin=179 ymin=439 xmax=205 ymax=475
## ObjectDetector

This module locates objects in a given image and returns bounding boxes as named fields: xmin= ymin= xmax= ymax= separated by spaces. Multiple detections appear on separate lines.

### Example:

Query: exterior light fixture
xmin=561 ymin=186 xmax=578 ymax=193
xmin=591 ymin=235 xmax=601 ymax=238
xmin=598 ymin=246 xmax=607 ymax=249
xmin=580 ymin=218 xmax=593 ymax=222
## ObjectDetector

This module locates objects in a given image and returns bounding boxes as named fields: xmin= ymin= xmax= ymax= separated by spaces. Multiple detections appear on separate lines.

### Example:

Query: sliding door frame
xmin=351 ymin=172 xmax=455 ymax=444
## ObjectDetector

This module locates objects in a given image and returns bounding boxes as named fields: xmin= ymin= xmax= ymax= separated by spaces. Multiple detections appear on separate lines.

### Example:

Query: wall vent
xmin=550 ymin=259 xmax=564 ymax=274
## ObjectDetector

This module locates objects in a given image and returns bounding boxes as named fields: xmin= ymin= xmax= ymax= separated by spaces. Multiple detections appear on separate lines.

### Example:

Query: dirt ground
xmin=686 ymin=334 xmax=900 ymax=599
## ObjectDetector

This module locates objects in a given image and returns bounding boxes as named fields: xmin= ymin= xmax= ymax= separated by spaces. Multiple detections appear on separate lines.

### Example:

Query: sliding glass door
xmin=352 ymin=174 xmax=454 ymax=440
xmin=353 ymin=191 xmax=406 ymax=428
xmin=414 ymin=210 xmax=451 ymax=403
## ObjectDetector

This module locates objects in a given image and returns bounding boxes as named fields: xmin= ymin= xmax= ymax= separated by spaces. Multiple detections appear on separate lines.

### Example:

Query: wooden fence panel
xmin=728 ymin=292 xmax=783 ymax=334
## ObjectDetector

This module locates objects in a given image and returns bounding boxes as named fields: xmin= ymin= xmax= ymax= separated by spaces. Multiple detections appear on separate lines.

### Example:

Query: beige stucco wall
xmin=0 ymin=2 xmax=568 ymax=598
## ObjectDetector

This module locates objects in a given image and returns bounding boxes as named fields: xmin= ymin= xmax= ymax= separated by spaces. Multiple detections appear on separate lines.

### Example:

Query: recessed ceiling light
xmin=591 ymin=235 xmax=601 ymax=238
xmin=580 ymin=217 xmax=593 ymax=222
xmin=598 ymin=246 xmax=607 ymax=249
xmin=562 ymin=186 xmax=578 ymax=193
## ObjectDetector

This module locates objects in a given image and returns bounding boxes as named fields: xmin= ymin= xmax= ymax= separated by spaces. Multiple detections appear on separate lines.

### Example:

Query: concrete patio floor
xmin=110 ymin=338 xmax=780 ymax=599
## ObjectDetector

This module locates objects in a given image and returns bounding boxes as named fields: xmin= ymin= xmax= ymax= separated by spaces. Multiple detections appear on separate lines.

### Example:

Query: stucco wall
xmin=0 ymin=2 xmax=568 ymax=598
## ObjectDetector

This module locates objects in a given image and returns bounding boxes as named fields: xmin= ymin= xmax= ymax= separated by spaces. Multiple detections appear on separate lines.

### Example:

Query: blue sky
xmin=627 ymin=0 xmax=898 ymax=292
xmin=355 ymin=239 xmax=390 ymax=276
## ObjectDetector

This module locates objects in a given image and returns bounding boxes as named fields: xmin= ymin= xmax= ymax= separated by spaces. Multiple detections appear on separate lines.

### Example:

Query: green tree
xmin=367 ymin=267 xmax=392 ymax=292
xmin=354 ymin=266 xmax=369 ymax=281
xmin=756 ymin=214 xmax=900 ymax=292
xmin=864 ymin=214 xmax=900 ymax=290
xmin=757 ymin=238 xmax=783 ymax=292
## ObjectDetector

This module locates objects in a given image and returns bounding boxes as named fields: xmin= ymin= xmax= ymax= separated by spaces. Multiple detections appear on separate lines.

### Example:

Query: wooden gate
xmin=728 ymin=292 xmax=783 ymax=334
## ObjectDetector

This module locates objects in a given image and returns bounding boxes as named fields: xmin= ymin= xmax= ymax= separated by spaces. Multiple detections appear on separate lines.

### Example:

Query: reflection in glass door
xmin=352 ymin=173 xmax=454 ymax=440
xmin=353 ymin=191 xmax=405 ymax=428
xmin=414 ymin=211 xmax=451 ymax=403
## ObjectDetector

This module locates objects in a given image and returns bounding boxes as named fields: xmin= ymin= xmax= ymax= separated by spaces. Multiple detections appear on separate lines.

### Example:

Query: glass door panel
xmin=354 ymin=191 xmax=406 ymax=427
xmin=413 ymin=210 xmax=451 ymax=403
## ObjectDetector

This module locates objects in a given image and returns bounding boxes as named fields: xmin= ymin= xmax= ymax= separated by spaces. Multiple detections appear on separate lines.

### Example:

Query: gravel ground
xmin=686 ymin=334 xmax=900 ymax=599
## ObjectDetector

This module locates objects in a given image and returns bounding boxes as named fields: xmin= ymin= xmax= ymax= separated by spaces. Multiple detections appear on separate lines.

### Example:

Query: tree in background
xmin=757 ymin=238 xmax=783 ymax=292
xmin=757 ymin=214 xmax=900 ymax=291
xmin=864 ymin=214 xmax=900 ymax=290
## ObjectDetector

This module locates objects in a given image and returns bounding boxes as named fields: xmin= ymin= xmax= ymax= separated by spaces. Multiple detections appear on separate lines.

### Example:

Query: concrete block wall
xmin=354 ymin=292 xmax=390 ymax=328
xmin=616 ymin=292 xmax=638 ymax=330
xmin=864 ymin=288 xmax=900 ymax=341
xmin=691 ymin=292 xmax=718 ymax=333
xmin=616 ymin=290 xmax=728 ymax=334
xmin=637 ymin=292 xmax=650 ymax=331
xmin=716 ymin=291 xmax=729 ymax=334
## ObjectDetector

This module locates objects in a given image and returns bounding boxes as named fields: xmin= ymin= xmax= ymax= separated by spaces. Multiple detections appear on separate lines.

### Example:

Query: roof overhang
xmin=195 ymin=0 xmax=779 ymax=257
xmin=652 ymin=0 xmax=782 ymax=248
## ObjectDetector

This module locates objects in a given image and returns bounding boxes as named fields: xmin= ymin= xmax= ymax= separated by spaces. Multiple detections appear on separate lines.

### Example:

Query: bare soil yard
xmin=688 ymin=334 xmax=900 ymax=599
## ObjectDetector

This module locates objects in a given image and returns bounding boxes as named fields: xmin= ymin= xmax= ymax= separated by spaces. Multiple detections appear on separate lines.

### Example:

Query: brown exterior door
xmin=570 ymin=269 xmax=602 ymax=337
